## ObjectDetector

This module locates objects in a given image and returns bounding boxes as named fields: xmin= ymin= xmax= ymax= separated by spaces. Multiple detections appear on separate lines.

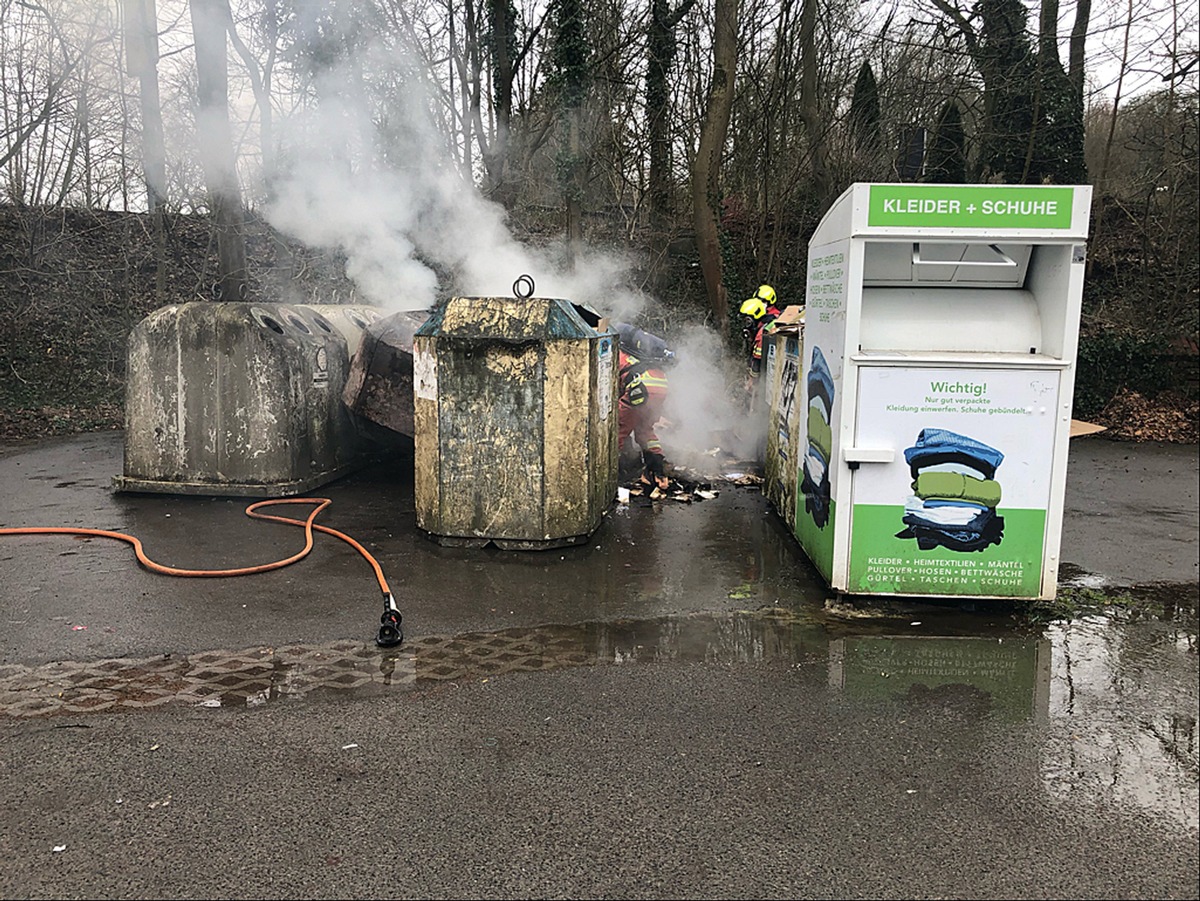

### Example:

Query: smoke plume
xmin=262 ymin=23 xmax=762 ymax=465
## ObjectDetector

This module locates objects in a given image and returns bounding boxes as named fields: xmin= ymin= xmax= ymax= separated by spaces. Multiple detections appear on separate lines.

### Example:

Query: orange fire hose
xmin=0 ymin=498 xmax=404 ymax=646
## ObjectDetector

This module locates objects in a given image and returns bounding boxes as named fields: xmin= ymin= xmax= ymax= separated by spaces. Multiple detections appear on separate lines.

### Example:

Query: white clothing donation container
xmin=794 ymin=182 xmax=1092 ymax=601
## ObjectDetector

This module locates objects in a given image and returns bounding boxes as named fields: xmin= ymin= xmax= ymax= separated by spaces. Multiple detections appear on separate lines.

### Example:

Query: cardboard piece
xmin=768 ymin=305 xmax=806 ymax=334
xmin=1070 ymin=419 xmax=1107 ymax=438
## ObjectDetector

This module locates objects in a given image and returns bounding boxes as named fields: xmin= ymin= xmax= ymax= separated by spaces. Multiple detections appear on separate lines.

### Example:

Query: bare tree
xmin=191 ymin=0 xmax=247 ymax=300
xmin=797 ymin=0 xmax=829 ymax=202
xmin=646 ymin=0 xmax=696 ymax=233
xmin=122 ymin=0 xmax=166 ymax=210
xmin=691 ymin=0 xmax=737 ymax=336
xmin=120 ymin=0 xmax=168 ymax=299
xmin=0 ymin=0 xmax=105 ymax=205
xmin=479 ymin=0 xmax=552 ymax=206
xmin=224 ymin=0 xmax=277 ymax=187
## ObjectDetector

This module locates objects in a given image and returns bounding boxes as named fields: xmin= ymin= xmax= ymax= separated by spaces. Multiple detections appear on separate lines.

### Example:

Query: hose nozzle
xmin=376 ymin=592 xmax=404 ymax=648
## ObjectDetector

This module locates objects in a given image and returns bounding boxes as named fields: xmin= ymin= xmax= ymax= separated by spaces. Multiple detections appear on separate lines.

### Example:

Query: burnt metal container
xmin=341 ymin=309 xmax=433 ymax=438
xmin=413 ymin=295 xmax=618 ymax=549
xmin=115 ymin=301 xmax=386 ymax=496
xmin=763 ymin=326 xmax=805 ymax=532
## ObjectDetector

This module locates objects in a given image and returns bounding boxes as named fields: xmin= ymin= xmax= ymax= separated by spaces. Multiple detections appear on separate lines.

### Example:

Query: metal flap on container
xmin=864 ymin=242 xmax=1033 ymax=287
xmin=859 ymin=287 xmax=1042 ymax=354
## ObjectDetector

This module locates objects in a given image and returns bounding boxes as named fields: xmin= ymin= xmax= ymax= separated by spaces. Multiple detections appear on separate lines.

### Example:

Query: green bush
xmin=1074 ymin=332 xmax=1178 ymax=418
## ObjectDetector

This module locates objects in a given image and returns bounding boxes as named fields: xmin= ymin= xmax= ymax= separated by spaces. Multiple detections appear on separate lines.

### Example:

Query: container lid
xmin=416 ymin=296 xmax=602 ymax=343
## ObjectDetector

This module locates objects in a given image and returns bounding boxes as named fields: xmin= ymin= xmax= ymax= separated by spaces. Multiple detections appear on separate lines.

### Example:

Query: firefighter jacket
xmin=749 ymin=304 xmax=783 ymax=372
xmin=617 ymin=350 xmax=668 ymax=457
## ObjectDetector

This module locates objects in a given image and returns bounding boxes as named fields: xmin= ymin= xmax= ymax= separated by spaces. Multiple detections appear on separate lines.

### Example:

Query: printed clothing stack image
xmin=896 ymin=428 xmax=1005 ymax=552
xmin=800 ymin=345 xmax=834 ymax=528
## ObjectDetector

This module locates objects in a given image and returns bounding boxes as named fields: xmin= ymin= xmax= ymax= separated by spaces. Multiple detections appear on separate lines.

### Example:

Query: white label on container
xmin=313 ymin=346 xmax=329 ymax=386
xmin=597 ymin=337 xmax=614 ymax=421
xmin=414 ymin=346 xmax=437 ymax=400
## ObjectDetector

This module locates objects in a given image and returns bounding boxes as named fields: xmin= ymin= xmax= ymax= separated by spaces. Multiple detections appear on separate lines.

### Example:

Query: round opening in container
xmin=251 ymin=306 xmax=290 ymax=334
xmin=349 ymin=313 xmax=368 ymax=328
xmin=311 ymin=314 xmax=334 ymax=333
xmin=287 ymin=315 xmax=312 ymax=334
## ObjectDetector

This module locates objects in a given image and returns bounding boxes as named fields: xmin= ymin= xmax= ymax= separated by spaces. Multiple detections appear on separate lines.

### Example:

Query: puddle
xmin=1 ymin=434 xmax=1196 ymax=831
xmin=2 ymin=594 xmax=1196 ymax=829
xmin=0 ymin=608 xmax=1008 ymax=714
xmin=1 ymin=599 xmax=1188 ymax=719
xmin=1042 ymin=612 xmax=1199 ymax=829
xmin=1057 ymin=562 xmax=1113 ymax=590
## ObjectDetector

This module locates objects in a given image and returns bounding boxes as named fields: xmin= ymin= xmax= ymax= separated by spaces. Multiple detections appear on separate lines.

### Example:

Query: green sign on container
xmin=868 ymin=184 xmax=1075 ymax=230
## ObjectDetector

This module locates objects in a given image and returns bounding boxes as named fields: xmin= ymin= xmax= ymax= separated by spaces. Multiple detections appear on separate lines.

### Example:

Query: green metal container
xmin=413 ymin=295 xmax=618 ymax=549
xmin=115 ymin=301 xmax=385 ymax=496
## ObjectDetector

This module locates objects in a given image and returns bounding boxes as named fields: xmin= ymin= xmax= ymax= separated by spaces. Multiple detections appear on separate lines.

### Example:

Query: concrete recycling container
xmin=115 ymin=301 xmax=386 ymax=496
xmin=294 ymin=303 xmax=383 ymax=355
xmin=412 ymin=295 xmax=618 ymax=549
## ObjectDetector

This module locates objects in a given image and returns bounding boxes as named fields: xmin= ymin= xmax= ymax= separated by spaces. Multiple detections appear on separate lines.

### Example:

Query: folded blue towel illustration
xmin=807 ymin=345 xmax=834 ymax=412
xmin=903 ymin=428 xmax=1004 ymax=473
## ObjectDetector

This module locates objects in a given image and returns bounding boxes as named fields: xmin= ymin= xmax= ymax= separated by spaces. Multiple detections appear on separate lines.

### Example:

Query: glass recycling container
xmin=412 ymin=295 xmax=618 ymax=550
xmin=116 ymin=302 xmax=385 ymax=496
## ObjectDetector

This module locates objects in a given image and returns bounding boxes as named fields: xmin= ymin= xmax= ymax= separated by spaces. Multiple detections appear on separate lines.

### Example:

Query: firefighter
xmin=617 ymin=348 xmax=671 ymax=491
xmin=613 ymin=321 xmax=676 ymax=364
xmin=739 ymin=284 xmax=782 ymax=378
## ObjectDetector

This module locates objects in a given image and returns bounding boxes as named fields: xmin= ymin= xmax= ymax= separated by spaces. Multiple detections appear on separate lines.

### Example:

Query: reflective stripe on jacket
xmin=618 ymin=351 xmax=667 ymax=454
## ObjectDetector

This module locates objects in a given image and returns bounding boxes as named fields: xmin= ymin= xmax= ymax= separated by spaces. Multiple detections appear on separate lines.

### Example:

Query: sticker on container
xmin=313 ymin=346 xmax=329 ymax=386
xmin=414 ymin=346 xmax=438 ymax=400
xmin=597 ymin=337 xmax=614 ymax=421
xmin=846 ymin=366 xmax=1060 ymax=597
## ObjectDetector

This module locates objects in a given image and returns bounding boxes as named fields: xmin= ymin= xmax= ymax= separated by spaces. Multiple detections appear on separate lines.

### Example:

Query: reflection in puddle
xmin=2 ymin=603 xmax=1195 ymax=828
xmin=829 ymin=634 xmax=1051 ymax=722
xmin=1042 ymin=615 xmax=1199 ymax=830
xmin=0 ymin=609 xmax=1049 ymax=718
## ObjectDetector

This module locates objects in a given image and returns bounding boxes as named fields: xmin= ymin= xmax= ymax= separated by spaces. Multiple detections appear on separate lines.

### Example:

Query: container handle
xmin=513 ymin=274 xmax=535 ymax=298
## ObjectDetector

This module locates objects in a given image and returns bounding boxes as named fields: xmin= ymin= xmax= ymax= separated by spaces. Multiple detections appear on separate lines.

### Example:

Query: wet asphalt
xmin=0 ymin=431 xmax=1197 ymax=900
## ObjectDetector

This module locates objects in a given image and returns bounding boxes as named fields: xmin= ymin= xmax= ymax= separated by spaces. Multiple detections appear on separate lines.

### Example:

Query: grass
xmin=1027 ymin=584 xmax=1196 ymax=624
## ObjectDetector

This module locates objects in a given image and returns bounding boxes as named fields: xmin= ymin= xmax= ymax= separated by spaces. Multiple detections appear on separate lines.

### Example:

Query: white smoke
xmin=263 ymin=32 xmax=646 ymax=316
xmin=658 ymin=323 xmax=765 ymax=468
xmin=261 ymin=24 xmax=762 ymax=465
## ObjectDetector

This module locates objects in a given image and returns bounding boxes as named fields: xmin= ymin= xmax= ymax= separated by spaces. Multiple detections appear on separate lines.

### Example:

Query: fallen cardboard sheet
xmin=1070 ymin=419 xmax=1107 ymax=438
xmin=773 ymin=305 xmax=805 ymax=327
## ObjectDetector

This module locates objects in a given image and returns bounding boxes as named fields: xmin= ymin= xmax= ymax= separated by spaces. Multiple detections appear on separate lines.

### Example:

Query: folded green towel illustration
xmin=912 ymin=470 xmax=1002 ymax=507
xmin=807 ymin=405 xmax=832 ymax=462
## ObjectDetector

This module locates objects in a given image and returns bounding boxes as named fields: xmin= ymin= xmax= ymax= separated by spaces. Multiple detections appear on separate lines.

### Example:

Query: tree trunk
xmin=1068 ymin=0 xmax=1092 ymax=179
xmin=483 ymin=0 xmax=515 ymax=205
xmin=191 ymin=0 xmax=247 ymax=302
xmin=646 ymin=0 xmax=696 ymax=233
xmin=566 ymin=107 xmax=583 ymax=262
xmin=798 ymin=0 xmax=829 ymax=203
xmin=691 ymin=0 xmax=738 ymax=338
xmin=122 ymin=0 xmax=167 ymax=302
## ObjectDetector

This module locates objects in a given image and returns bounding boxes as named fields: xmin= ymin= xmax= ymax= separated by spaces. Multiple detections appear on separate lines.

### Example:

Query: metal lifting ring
xmin=513 ymin=274 xmax=535 ymax=299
